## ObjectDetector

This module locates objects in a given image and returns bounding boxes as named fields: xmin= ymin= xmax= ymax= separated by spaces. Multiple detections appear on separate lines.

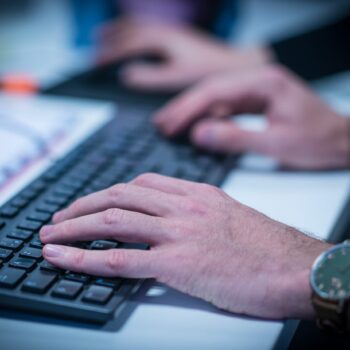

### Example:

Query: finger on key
xmin=130 ymin=173 xmax=198 ymax=196
xmin=41 ymin=209 xmax=169 ymax=245
xmin=43 ymin=245 xmax=160 ymax=279
xmin=53 ymin=183 xmax=180 ymax=223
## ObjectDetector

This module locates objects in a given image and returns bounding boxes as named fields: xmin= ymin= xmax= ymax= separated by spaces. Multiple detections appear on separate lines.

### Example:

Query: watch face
xmin=311 ymin=244 xmax=350 ymax=301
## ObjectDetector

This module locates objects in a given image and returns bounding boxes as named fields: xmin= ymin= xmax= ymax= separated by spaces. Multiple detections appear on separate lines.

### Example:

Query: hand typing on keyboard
xmin=40 ymin=173 xmax=329 ymax=320
xmin=153 ymin=65 xmax=350 ymax=170
xmin=96 ymin=19 xmax=271 ymax=91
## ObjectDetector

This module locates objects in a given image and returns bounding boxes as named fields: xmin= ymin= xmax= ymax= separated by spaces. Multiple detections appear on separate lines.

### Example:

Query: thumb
xmin=191 ymin=120 xmax=274 ymax=155
xmin=121 ymin=63 xmax=192 ymax=90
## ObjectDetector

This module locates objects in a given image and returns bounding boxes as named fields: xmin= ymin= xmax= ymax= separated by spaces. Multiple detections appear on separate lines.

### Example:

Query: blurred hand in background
xmin=154 ymin=65 xmax=350 ymax=170
xmin=96 ymin=18 xmax=272 ymax=91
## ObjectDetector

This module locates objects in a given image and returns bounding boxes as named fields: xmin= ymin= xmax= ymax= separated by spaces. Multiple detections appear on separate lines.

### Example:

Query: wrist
xmin=284 ymin=268 xmax=315 ymax=319
xmin=279 ymin=237 xmax=331 ymax=319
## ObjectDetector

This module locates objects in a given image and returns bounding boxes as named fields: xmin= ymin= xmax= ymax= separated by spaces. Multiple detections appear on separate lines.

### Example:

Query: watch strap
xmin=312 ymin=293 xmax=350 ymax=333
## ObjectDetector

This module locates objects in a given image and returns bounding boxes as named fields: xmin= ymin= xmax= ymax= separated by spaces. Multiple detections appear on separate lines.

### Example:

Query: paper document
xmin=0 ymin=93 xmax=115 ymax=206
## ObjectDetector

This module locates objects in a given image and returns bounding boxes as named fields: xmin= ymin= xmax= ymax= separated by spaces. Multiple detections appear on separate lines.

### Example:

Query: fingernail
xmin=40 ymin=225 xmax=55 ymax=243
xmin=44 ymin=244 xmax=65 ymax=258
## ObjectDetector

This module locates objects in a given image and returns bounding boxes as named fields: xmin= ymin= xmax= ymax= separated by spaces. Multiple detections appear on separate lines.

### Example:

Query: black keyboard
xmin=0 ymin=110 xmax=237 ymax=323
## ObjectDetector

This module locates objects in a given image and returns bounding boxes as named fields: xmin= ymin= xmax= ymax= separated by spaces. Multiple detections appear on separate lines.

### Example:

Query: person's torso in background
xmin=70 ymin=0 xmax=238 ymax=47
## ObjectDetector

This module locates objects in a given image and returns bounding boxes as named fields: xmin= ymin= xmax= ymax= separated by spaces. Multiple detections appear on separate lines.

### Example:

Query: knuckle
xmin=199 ymin=183 xmax=221 ymax=195
xmin=102 ymin=208 xmax=125 ymax=226
xmin=69 ymin=198 xmax=83 ymax=213
xmin=72 ymin=249 xmax=86 ymax=272
xmin=200 ymin=80 xmax=221 ymax=99
xmin=106 ymin=249 xmax=126 ymax=271
xmin=202 ymin=73 xmax=233 ymax=98
xmin=60 ymin=221 xmax=73 ymax=237
xmin=168 ymin=219 xmax=193 ymax=237
xmin=262 ymin=65 xmax=290 ymax=90
xmin=203 ymin=73 xmax=225 ymax=89
xmin=182 ymin=198 xmax=207 ymax=216
xmin=108 ymin=183 xmax=128 ymax=198
xmin=132 ymin=172 xmax=156 ymax=185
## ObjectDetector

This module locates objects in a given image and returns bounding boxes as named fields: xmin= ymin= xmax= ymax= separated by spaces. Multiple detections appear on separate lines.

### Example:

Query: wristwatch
xmin=310 ymin=240 xmax=350 ymax=333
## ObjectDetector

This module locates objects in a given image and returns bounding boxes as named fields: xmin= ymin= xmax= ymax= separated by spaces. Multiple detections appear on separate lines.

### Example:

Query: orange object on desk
xmin=0 ymin=74 xmax=38 ymax=94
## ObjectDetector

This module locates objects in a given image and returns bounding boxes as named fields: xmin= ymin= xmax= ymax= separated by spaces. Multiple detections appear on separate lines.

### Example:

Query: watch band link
xmin=312 ymin=293 xmax=350 ymax=333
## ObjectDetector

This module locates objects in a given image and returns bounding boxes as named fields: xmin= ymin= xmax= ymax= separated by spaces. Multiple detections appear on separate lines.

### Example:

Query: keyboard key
xmin=94 ymin=277 xmax=122 ymax=290
xmin=0 ymin=206 xmax=20 ymax=218
xmin=52 ymin=280 xmax=83 ymax=299
xmin=82 ymin=285 xmax=113 ymax=305
xmin=65 ymin=272 xmax=90 ymax=284
xmin=29 ymin=237 xmax=43 ymax=249
xmin=80 ymin=187 xmax=96 ymax=196
xmin=73 ymin=165 xmax=97 ymax=177
xmin=90 ymin=180 xmax=109 ymax=191
xmin=7 ymin=230 xmax=33 ymax=241
xmin=0 ymin=248 xmax=13 ymax=261
xmin=0 ymin=267 xmax=26 ymax=288
xmin=0 ymin=238 xmax=23 ymax=251
xmin=9 ymin=257 xmax=36 ymax=271
xmin=84 ymin=154 xmax=109 ymax=166
xmin=196 ymin=155 xmax=212 ymax=169
xmin=75 ymin=241 xmax=90 ymax=249
xmin=36 ymin=203 xmax=60 ymax=214
xmin=27 ymin=212 xmax=51 ymax=223
xmin=66 ymin=175 xmax=87 ymax=187
xmin=17 ymin=220 xmax=43 ymax=232
xmin=11 ymin=197 xmax=29 ymax=209
xmin=51 ymin=191 xmax=71 ymax=202
xmin=40 ymin=260 xmax=61 ymax=273
xmin=61 ymin=179 xmax=83 ymax=191
xmin=21 ymin=188 xmax=39 ymax=201
xmin=22 ymin=270 xmax=57 ymax=294
xmin=90 ymin=240 xmax=118 ymax=250
xmin=19 ymin=247 xmax=42 ymax=260
xmin=68 ymin=172 xmax=92 ymax=183
xmin=43 ymin=167 xmax=62 ymax=181
xmin=120 ymin=242 xmax=148 ymax=251
xmin=53 ymin=186 xmax=76 ymax=197
xmin=30 ymin=180 xmax=47 ymax=193
xmin=45 ymin=195 xmax=69 ymax=206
